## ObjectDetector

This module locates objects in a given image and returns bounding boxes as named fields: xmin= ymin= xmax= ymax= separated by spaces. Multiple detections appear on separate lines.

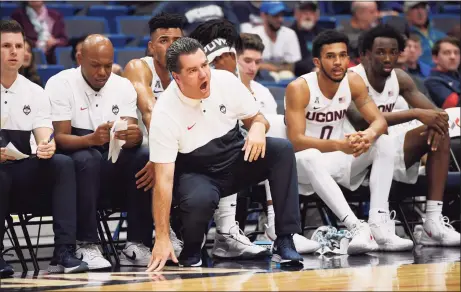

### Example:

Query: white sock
xmin=426 ymin=200 xmax=443 ymax=221
xmin=214 ymin=194 xmax=237 ymax=234
xmin=368 ymin=207 xmax=390 ymax=223
xmin=267 ymin=204 xmax=275 ymax=227
xmin=296 ymin=150 xmax=359 ymax=230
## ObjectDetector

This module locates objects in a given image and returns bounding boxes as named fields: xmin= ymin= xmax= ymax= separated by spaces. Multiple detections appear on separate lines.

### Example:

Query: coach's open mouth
xmin=200 ymin=81 xmax=208 ymax=92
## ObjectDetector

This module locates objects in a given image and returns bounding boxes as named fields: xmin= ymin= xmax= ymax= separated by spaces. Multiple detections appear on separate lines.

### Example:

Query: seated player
xmin=0 ymin=20 xmax=87 ymax=277
xmin=285 ymin=30 xmax=413 ymax=253
xmin=46 ymin=35 xmax=155 ymax=269
xmin=123 ymin=12 xmax=185 ymax=256
xmin=348 ymin=25 xmax=460 ymax=247
xmin=147 ymin=37 xmax=304 ymax=271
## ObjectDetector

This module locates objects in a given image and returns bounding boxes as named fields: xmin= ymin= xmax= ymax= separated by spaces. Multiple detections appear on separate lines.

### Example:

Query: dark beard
xmin=320 ymin=64 xmax=345 ymax=83
xmin=268 ymin=22 xmax=280 ymax=32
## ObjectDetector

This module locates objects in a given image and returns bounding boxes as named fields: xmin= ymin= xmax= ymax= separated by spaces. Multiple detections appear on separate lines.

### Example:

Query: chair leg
xmin=100 ymin=211 xmax=120 ymax=266
xmin=6 ymin=216 xmax=28 ymax=272
xmin=18 ymin=214 xmax=39 ymax=272
xmin=96 ymin=213 xmax=113 ymax=266
xmin=393 ymin=202 xmax=416 ymax=243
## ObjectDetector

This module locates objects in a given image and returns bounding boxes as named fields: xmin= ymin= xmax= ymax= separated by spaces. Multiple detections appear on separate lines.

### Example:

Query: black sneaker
xmin=178 ymin=249 xmax=202 ymax=267
xmin=48 ymin=245 xmax=89 ymax=274
xmin=0 ymin=254 xmax=14 ymax=278
xmin=271 ymin=234 xmax=303 ymax=265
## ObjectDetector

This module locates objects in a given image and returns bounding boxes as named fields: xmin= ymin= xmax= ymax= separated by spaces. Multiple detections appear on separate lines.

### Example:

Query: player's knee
xmin=181 ymin=188 xmax=219 ymax=213
xmin=296 ymin=148 xmax=322 ymax=162
xmin=49 ymin=154 xmax=75 ymax=172
xmin=267 ymin=137 xmax=294 ymax=157
xmin=374 ymin=134 xmax=395 ymax=158
xmin=438 ymin=135 xmax=451 ymax=152
xmin=71 ymin=149 xmax=102 ymax=170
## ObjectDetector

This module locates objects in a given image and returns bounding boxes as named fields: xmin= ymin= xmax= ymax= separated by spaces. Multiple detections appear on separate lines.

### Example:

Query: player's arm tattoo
xmin=355 ymin=95 xmax=373 ymax=109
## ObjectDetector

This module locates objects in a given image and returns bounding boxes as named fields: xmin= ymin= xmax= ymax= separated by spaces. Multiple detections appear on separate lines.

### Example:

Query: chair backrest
xmin=54 ymin=47 xmax=74 ymax=69
xmin=446 ymin=107 xmax=460 ymax=138
xmin=32 ymin=48 xmax=46 ymax=65
xmin=265 ymin=114 xmax=287 ymax=139
xmin=87 ymin=5 xmax=133 ymax=33
xmin=47 ymin=3 xmax=83 ymax=17
xmin=266 ymin=86 xmax=286 ymax=115
xmin=114 ymin=47 xmax=145 ymax=68
xmin=0 ymin=2 xmax=18 ymax=18
xmin=317 ymin=16 xmax=337 ymax=30
xmin=116 ymin=16 xmax=151 ymax=44
xmin=37 ymin=65 xmax=65 ymax=86
xmin=64 ymin=16 xmax=109 ymax=39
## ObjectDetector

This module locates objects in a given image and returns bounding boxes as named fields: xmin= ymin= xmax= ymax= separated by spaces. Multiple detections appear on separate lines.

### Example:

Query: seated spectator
xmin=338 ymin=1 xmax=379 ymax=59
xmin=71 ymin=35 xmax=123 ymax=75
xmin=248 ymin=1 xmax=301 ymax=81
xmin=19 ymin=38 xmax=42 ymax=86
xmin=46 ymin=35 xmax=154 ymax=269
xmin=232 ymin=1 xmax=262 ymax=33
xmin=151 ymin=1 xmax=240 ymax=35
xmin=237 ymin=33 xmax=278 ymax=114
xmin=405 ymin=33 xmax=431 ymax=79
xmin=11 ymin=1 xmax=68 ymax=64
xmin=424 ymin=37 xmax=461 ymax=109
xmin=448 ymin=24 xmax=461 ymax=75
xmin=1 ymin=20 xmax=87 ymax=277
xmin=291 ymin=1 xmax=323 ymax=76
xmin=404 ymin=1 xmax=445 ymax=66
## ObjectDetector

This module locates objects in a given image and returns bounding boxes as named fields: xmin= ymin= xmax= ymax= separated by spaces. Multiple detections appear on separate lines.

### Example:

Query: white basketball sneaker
xmin=347 ymin=221 xmax=378 ymax=255
xmin=119 ymin=242 xmax=151 ymax=267
xmin=75 ymin=243 xmax=111 ymax=270
xmin=414 ymin=215 xmax=460 ymax=247
xmin=169 ymin=227 xmax=184 ymax=258
xmin=265 ymin=224 xmax=320 ymax=254
xmin=369 ymin=210 xmax=414 ymax=251
xmin=212 ymin=223 xmax=271 ymax=259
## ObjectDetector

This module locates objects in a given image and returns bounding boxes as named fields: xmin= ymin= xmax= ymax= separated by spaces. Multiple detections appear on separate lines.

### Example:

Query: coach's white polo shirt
xmin=1 ymin=74 xmax=52 ymax=155
xmin=149 ymin=69 xmax=260 ymax=173
xmin=46 ymin=67 xmax=137 ymax=136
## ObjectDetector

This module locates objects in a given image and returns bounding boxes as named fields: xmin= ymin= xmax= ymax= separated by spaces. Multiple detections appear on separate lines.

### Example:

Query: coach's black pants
xmin=174 ymin=137 xmax=301 ymax=251
xmin=69 ymin=146 xmax=153 ymax=248
xmin=0 ymin=155 xmax=77 ymax=250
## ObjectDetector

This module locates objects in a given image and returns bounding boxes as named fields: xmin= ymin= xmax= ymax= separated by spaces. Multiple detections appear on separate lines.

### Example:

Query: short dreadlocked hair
xmin=360 ymin=24 xmax=406 ymax=55
xmin=188 ymin=19 xmax=240 ymax=49
xmin=148 ymin=12 xmax=184 ymax=35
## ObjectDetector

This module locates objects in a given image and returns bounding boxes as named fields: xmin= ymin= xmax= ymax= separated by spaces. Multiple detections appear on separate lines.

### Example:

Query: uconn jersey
xmin=140 ymin=56 xmax=165 ymax=99
xmin=349 ymin=64 xmax=399 ymax=113
xmin=301 ymin=72 xmax=351 ymax=140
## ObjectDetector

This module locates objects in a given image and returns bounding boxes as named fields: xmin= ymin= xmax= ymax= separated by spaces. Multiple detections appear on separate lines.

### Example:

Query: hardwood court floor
xmin=1 ymin=247 xmax=459 ymax=291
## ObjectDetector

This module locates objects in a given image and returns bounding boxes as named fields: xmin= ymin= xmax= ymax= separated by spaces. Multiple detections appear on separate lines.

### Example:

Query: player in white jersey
xmin=286 ymin=30 xmax=413 ymax=253
xmin=123 ymin=12 xmax=185 ymax=256
xmin=348 ymin=25 xmax=460 ymax=247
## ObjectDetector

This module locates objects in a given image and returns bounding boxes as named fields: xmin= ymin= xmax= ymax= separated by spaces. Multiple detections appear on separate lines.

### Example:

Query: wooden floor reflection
xmin=1 ymin=248 xmax=459 ymax=291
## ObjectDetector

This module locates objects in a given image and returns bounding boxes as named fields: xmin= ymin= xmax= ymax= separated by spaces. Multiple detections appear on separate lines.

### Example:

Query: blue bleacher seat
xmin=37 ymin=65 xmax=65 ymax=86
xmin=88 ymin=5 xmax=134 ymax=34
xmin=46 ymin=3 xmax=83 ymax=17
xmin=441 ymin=4 xmax=461 ymax=14
xmin=138 ymin=36 xmax=150 ymax=48
xmin=54 ymin=47 xmax=74 ymax=69
xmin=0 ymin=2 xmax=18 ymax=18
xmin=317 ymin=16 xmax=337 ymax=30
xmin=431 ymin=14 xmax=460 ymax=33
xmin=116 ymin=16 xmax=152 ymax=45
xmin=105 ymin=34 xmax=134 ymax=48
xmin=114 ymin=47 xmax=145 ymax=68
xmin=266 ymin=86 xmax=286 ymax=115
xmin=32 ymin=48 xmax=46 ymax=65
xmin=64 ymin=16 xmax=110 ymax=40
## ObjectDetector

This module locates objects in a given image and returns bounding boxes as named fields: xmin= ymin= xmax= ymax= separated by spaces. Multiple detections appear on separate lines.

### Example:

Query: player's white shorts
xmin=296 ymin=150 xmax=369 ymax=196
xmin=388 ymin=119 xmax=423 ymax=184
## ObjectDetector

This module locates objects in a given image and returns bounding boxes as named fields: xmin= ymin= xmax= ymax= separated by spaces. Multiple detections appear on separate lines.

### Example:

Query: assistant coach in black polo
xmin=146 ymin=37 xmax=303 ymax=271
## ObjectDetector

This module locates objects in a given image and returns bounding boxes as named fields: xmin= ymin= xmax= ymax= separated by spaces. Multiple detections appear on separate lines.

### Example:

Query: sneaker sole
xmin=1 ymin=268 xmax=14 ymax=278
xmin=347 ymin=243 xmax=374 ymax=255
xmin=178 ymin=259 xmax=202 ymax=268
xmin=48 ymin=263 xmax=89 ymax=274
xmin=119 ymin=258 xmax=150 ymax=267
xmin=377 ymin=243 xmax=414 ymax=252
xmin=212 ymin=249 xmax=271 ymax=259
xmin=271 ymin=254 xmax=303 ymax=265
xmin=86 ymin=262 xmax=112 ymax=270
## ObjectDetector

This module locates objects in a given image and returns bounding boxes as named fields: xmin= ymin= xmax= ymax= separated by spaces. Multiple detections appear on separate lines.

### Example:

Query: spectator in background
xmin=249 ymin=1 xmax=301 ymax=81
xmin=405 ymin=34 xmax=431 ymax=79
xmin=151 ymin=1 xmax=240 ymax=35
xmin=11 ymin=1 xmax=68 ymax=64
xmin=338 ymin=1 xmax=379 ymax=59
xmin=19 ymin=38 xmax=42 ymax=87
xmin=448 ymin=24 xmax=461 ymax=75
xmin=291 ymin=1 xmax=323 ymax=76
xmin=237 ymin=33 xmax=278 ymax=115
xmin=232 ymin=1 xmax=262 ymax=33
xmin=404 ymin=1 xmax=445 ymax=66
xmin=425 ymin=37 xmax=460 ymax=109
xmin=71 ymin=35 xmax=123 ymax=76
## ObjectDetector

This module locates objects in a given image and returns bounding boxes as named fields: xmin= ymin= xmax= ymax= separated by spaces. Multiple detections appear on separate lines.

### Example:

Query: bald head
xmin=351 ymin=1 xmax=377 ymax=14
xmin=78 ymin=34 xmax=114 ymax=90
xmin=351 ymin=1 xmax=378 ymax=29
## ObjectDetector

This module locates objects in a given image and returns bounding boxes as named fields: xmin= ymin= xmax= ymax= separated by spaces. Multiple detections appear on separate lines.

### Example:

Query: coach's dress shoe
xmin=48 ymin=245 xmax=89 ymax=274
xmin=0 ymin=255 xmax=14 ymax=278
xmin=271 ymin=234 xmax=303 ymax=265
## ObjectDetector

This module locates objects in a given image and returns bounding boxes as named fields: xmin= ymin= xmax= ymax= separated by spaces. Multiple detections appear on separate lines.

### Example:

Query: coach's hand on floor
xmin=37 ymin=139 xmax=55 ymax=159
xmin=0 ymin=147 xmax=16 ymax=163
xmin=136 ymin=161 xmax=154 ymax=191
xmin=146 ymin=238 xmax=178 ymax=272
xmin=243 ymin=122 xmax=266 ymax=162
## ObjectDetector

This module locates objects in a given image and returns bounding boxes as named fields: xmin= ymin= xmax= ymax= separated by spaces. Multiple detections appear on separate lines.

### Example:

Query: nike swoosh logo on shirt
xmin=187 ymin=123 xmax=196 ymax=130
xmin=80 ymin=107 xmax=88 ymax=111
